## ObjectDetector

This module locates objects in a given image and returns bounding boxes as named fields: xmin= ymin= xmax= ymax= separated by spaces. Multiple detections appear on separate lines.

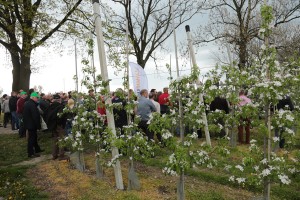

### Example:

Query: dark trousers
xmin=52 ymin=126 xmax=65 ymax=159
xmin=18 ymin=114 xmax=26 ymax=137
xmin=139 ymin=120 xmax=154 ymax=140
xmin=27 ymin=129 xmax=41 ymax=156
xmin=275 ymin=128 xmax=285 ymax=148
xmin=238 ymin=118 xmax=250 ymax=144
xmin=11 ymin=111 xmax=19 ymax=130
xmin=3 ymin=112 xmax=10 ymax=128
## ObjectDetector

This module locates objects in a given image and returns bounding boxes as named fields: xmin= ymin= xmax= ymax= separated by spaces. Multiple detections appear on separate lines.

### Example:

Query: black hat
xmin=53 ymin=94 xmax=60 ymax=100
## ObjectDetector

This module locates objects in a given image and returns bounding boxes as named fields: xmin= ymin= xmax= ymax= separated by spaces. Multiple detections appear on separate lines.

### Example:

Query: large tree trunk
xmin=11 ymin=52 xmax=21 ymax=92
xmin=19 ymin=52 xmax=32 ymax=92
xmin=10 ymin=47 xmax=31 ymax=92
xmin=19 ymin=57 xmax=31 ymax=91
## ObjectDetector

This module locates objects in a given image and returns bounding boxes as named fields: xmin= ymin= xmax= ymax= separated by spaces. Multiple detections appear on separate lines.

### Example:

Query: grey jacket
xmin=137 ymin=96 xmax=156 ymax=121
xmin=2 ymin=98 xmax=10 ymax=113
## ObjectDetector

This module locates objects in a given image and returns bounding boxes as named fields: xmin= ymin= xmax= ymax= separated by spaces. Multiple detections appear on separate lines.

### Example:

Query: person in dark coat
xmin=23 ymin=92 xmax=43 ymax=158
xmin=9 ymin=91 xmax=19 ymax=130
xmin=210 ymin=96 xmax=230 ymax=137
xmin=112 ymin=89 xmax=128 ymax=135
xmin=46 ymin=94 xmax=68 ymax=160
xmin=39 ymin=93 xmax=50 ymax=120
xmin=275 ymin=96 xmax=294 ymax=149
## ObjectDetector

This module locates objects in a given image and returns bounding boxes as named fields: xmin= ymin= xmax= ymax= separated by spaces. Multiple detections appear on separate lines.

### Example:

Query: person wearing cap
xmin=17 ymin=91 xmax=27 ymax=137
xmin=23 ymin=92 xmax=43 ymax=158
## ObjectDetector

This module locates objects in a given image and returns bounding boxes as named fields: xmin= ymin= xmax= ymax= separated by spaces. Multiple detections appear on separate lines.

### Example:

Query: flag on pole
xmin=129 ymin=62 xmax=148 ymax=95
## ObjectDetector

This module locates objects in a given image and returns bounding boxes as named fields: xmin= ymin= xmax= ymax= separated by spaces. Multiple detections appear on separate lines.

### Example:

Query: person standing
xmin=9 ymin=91 xmax=19 ymax=130
xmin=275 ymin=96 xmax=294 ymax=149
xmin=112 ymin=89 xmax=128 ymax=135
xmin=1 ymin=94 xmax=10 ymax=128
xmin=39 ymin=93 xmax=50 ymax=121
xmin=158 ymin=87 xmax=171 ymax=114
xmin=237 ymin=90 xmax=252 ymax=144
xmin=46 ymin=94 xmax=68 ymax=160
xmin=17 ymin=91 xmax=27 ymax=137
xmin=137 ymin=89 xmax=156 ymax=140
xmin=149 ymin=92 xmax=160 ymax=114
xmin=23 ymin=92 xmax=43 ymax=158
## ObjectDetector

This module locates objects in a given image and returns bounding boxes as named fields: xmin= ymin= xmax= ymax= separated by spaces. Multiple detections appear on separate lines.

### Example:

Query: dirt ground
xmin=27 ymin=154 xmax=256 ymax=200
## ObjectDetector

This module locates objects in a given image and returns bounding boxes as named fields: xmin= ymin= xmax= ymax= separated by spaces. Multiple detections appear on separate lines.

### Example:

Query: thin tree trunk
xmin=127 ymin=159 xmax=140 ymax=190
xmin=177 ymin=170 xmax=185 ymax=200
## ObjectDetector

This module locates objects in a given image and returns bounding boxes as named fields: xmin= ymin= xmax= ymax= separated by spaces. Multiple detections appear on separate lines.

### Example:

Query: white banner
xmin=129 ymin=62 xmax=148 ymax=95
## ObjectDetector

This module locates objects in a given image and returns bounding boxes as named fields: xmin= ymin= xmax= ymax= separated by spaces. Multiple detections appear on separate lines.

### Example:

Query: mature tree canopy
xmin=195 ymin=0 xmax=300 ymax=69
xmin=108 ymin=0 xmax=205 ymax=69
xmin=0 ymin=0 xmax=89 ymax=92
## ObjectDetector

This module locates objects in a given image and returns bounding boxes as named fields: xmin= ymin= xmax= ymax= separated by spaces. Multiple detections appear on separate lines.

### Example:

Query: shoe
xmin=52 ymin=155 xmax=58 ymax=160
xmin=35 ymin=149 xmax=45 ymax=153
xmin=28 ymin=154 xmax=40 ymax=158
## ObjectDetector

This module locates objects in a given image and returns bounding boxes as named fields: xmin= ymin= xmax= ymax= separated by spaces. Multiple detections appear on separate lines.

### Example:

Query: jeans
xmin=18 ymin=113 xmax=26 ymax=137
xmin=11 ymin=111 xmax=19 ymax=130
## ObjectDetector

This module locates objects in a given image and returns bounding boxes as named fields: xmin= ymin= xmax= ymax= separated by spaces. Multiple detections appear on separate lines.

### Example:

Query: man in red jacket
xmin=158 ymin=87 xmax=171 ymax=115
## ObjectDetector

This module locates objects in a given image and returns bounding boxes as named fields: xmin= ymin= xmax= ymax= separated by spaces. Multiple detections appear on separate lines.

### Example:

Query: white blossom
xmin=261 ymin=169 xmax=271 ymax=177
xmin=260 ymin=158 xmax=268 ymax=164
xmin=183 ymin=141 xmax=192 ymax=147
xmin=278 ymin=174 xmax=291 ymax=185
xmin=250 ymin=139 xmax=257 ymax=144
xmin=235 ymin=165 xmax=244 ymax=172
xmin=236 ymin=177 xmax=246 ymax=184
xmin=273 ymin=137 xmax=280 ymax=142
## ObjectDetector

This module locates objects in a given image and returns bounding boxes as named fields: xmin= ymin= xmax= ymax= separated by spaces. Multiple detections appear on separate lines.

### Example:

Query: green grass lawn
xmin=0 ymin=127 xmax=299 ymax=200
xmin=0 ymin=132 xmax=52 ymax=166
xmin=0 ymin=131 xmax=52 ymax=199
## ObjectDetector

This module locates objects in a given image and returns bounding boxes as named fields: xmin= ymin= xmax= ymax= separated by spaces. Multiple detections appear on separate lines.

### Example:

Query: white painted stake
xmin=185 ymin=25 xmax=211 ymax=147
xmin=92 ymin=0 xmax=124 ymax=190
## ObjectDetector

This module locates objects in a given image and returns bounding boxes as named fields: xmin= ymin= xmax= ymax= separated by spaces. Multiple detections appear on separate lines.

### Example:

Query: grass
xmin=0 ymin=132 xmax=52 ymax=166
xmin=0 ymin=125 xmax=299 ymax=199
xmin=0 ymin=130 xmax=52 ymax=199
xmin=0 ymin=165 xmax=48 ymax=199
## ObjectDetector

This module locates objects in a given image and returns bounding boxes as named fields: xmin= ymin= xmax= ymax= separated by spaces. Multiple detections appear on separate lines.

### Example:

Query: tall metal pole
xmin=75 ymin=39 xmax=79 ymax=92
xmin=185 ymin=25 xmax=211 ymax=147
xmin=92 ymin=0 xmax=124 ymax=190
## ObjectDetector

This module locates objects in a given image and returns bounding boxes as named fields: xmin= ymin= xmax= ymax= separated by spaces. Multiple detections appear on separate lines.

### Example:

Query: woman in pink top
xmin=238 ymin=90 xmax=251 ymax=144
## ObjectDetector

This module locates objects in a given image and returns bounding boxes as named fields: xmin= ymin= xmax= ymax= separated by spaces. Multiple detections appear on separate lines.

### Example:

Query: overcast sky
xmin=0 ymin=3 xmax=218 ymax=96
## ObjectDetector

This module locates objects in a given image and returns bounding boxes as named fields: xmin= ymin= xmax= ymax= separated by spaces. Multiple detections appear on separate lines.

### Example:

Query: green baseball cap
xmin=20 ymin=91 xmax=27 ymax=95
xmin=30 ymin=92 xmax=40 ymax=98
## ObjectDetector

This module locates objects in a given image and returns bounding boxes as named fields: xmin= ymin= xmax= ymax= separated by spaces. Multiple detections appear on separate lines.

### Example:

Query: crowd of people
xmin=0 ymin=86 xmax=293 ymax=159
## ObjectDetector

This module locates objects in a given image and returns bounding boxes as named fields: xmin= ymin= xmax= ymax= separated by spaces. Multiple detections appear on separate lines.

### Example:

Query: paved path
xmin=0 ymin=123 xmax=19 ymax=135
